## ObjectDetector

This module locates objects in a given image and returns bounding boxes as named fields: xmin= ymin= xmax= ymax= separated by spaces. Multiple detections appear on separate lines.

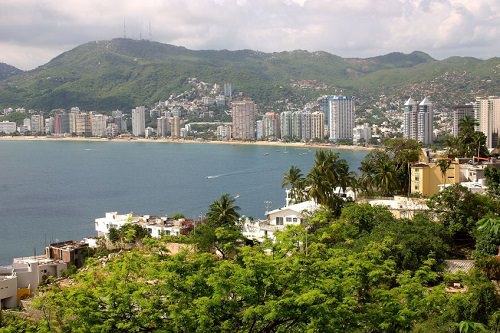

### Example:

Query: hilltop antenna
xmin=123 ymin=19 xmax=127 ymax=38
xmin=149 ymin=21 xmax=152 ymax=40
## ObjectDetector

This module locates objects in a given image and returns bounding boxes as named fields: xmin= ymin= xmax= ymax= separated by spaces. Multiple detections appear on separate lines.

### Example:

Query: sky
xmin=1 ymin=0 xmax=499 ymax=70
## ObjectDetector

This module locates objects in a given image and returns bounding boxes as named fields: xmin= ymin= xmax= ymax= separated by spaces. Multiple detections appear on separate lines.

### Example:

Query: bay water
xmin=0 ymin=140 xmax=368 ymax=264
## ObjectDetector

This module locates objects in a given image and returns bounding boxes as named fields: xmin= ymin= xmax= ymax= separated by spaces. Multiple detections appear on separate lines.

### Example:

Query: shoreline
xmin=0 ymin=136 xmax=377 ymax=151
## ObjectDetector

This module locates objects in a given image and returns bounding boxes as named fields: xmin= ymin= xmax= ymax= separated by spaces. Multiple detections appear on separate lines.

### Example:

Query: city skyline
xmin=1 ymin=0 xmax=499 ymax=70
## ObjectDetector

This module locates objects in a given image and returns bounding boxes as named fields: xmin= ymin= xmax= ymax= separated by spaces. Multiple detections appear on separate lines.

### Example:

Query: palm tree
xmin=436 ymin=158 xmax=452 ymax=186
xmin=373 ymin=157 xmax=397 ymax=197
xmin=458 ymin=116 xmax=480 ymax=157
xmin=206 ymin=193 xmax=241 ymax=229
xmin=307 ymin=150 xmax=353 ymax=214
xmin=282 ymin=165 xmax=304 ymax=204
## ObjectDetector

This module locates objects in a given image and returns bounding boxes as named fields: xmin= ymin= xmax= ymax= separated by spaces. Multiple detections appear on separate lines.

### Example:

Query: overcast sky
xmin=1 ymin=0 xmax=499 ymax=70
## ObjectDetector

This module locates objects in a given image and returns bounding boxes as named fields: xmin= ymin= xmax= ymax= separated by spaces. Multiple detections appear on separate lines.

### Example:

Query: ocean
xmin=0 ymin=140 xmax=368 ymax=264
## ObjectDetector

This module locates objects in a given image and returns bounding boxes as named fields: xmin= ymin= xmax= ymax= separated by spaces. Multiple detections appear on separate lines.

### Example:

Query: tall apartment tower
xmin=417 ymin=97 xmax=433 ymax=145
xmin=157 ymin=116 xmax=169 ymax=138
xmin=452 ymin=104 xmax=474 ymax=137
xmin=301 ymin=111 xmax=312 ymax=142
xmin=311 ymin=111 xmax=325 ymax=141
xmin=224 ymin=82 xmax=232 ymax=99
xmin=474 ymin=96 xmax=500 ymax=148
xmin=262 ymin=112 xmax=280 ymax=140
xmin=256 ymin=120 xmax=264 ymax=140
xmin=132 ymin=106 xmax=146 ymax=137
xmin=403 ymin=97 xmax=419 ymax=140
xmin=231 ymin=100 xmax=256 ymax=140
xmin=318 ymin=95 xmax=335 ymax=126
xmin=329 ymin=96 xmax=354 ymax=142
xmin=75 ymin=112 xmax=91 ymax=137
xmin=280 ymin=111 xmax=292 ymax=140
xmin=53 ymin=111 xmax=69 ymax=136
xmin=30 ymin=114 xmax=45 ymax=134
xmin=291 ymin=111 xmax=302 ymax=141
xmin=403 ymin=97 xmax=433 ymax=144
xmin=171 ymin=116 xmax=181 ymax=138
xmin=90 ymin=113 xmax=107 ymax=137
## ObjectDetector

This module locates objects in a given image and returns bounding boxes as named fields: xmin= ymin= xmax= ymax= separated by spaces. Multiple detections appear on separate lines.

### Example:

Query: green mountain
xmin=0 ymin=38 xmax=498 ymax=111
xmin=0 ymin=62 xmax=23 ymax=81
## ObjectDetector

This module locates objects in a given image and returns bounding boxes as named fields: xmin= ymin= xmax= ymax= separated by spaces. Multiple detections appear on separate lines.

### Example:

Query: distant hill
xmin=0 ymin=38 xmax=497 ymax=111
xmin=0 ymin=63 xmax=23 ymax=81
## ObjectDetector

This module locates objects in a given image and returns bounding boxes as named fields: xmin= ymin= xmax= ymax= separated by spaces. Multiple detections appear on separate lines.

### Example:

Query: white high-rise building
xmin=403 ymin=97 xmax=418 ymax=140
xmin=329 ymin=96 xmax=354 ymax=142
xmin=217 ymin=125 xmax=232 ymax=141
xmin=474 ymin=96 xmax=500 ymax=149
xmin=353 ymin=123 xmax=372 ymax=145
xmin=231 ymin=100 xmax=256 ymax=140
xmin=301 ymin=111 xmax=312 ymax=142
xmin=417 ymin=97 xmax=433 ymax=145
xmin=291 ymin=111 xmax=302 ymax=141
xmin=0 ymin=121 xmax=16 ymax=134
xmin=132 ymin=106 xmax=146 ymax=137
xmin=403 ymin=97 xmax=433 ymax=145
xmin=280 ymin=111 xmax=292 ymax=140
xmin=91 ymin=113 xmax=107 ymax=137
xmin=23 ymin=118 xmax=31 ymax=131
xmin=256 ymin=120 xmax=263 ymax=140
xmin=262 ymin=112 xmax=280 ymax=141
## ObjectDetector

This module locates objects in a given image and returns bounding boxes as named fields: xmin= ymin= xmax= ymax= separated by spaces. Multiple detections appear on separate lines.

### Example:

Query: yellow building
xmin=411 ymin=161 xmax=460 ymax=197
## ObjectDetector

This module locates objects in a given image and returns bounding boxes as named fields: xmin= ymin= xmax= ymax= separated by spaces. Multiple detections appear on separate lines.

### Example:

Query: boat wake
xmin=206 ymin=168 xmax=254 ymax=180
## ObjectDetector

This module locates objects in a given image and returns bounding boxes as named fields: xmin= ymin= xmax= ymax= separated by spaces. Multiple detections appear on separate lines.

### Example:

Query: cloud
xmin=0 ymin=0 xmax=498 ymax=70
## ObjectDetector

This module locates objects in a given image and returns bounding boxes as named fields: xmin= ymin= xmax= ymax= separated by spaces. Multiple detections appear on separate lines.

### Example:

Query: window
xmin=286 ymin=217 xmax=292 ymax=222
xmin=292 ymin=218 xmax=298 ymax=222
xmin=276 ymin=217 xmax=284 ymax=225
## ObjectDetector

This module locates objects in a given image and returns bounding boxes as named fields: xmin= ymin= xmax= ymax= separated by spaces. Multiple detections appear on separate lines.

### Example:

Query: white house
xmin=95 ymin=212 xmax=192 ymax=239
xmin=367 ymin=196 xmax=429 ymax=219
xmin=0 ymin=256 xmax=67 ymax=309
xmin=242 ymin=200 xmax=320 ymax=242
xmin=0 ymin=275 xmax=17 ymax=309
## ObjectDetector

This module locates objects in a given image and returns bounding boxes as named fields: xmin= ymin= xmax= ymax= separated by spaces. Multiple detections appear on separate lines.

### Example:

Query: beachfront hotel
xmin=231 ymin=99 xmax=257 ymax=140
xmin=328 ymin=96 xmax=355 ymax=142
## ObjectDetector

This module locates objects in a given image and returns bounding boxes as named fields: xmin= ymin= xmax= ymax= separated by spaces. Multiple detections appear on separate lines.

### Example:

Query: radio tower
xmin=123 ymin=19 xmax=127 ymax=38
xmin=148 ymin=21 xmax=152 ymax=40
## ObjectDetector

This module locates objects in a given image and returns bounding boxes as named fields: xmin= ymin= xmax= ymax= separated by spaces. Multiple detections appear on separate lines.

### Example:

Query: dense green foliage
xmin=280 ymin=150 xmax=355 ymax=215
xmin=445 ymin=117 xmax=489 ymax=158
xmin=358 ymin=138 xmax=421 ymax=197
xmin=0 ymin=39 xmax=498 ymax=111
xmin=2 ymin=201 xmax=499 ymax=333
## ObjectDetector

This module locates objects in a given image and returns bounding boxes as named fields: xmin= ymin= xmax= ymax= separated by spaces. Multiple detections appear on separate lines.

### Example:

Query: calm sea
xmin=0 ymin=140 xmax=367 ymax=264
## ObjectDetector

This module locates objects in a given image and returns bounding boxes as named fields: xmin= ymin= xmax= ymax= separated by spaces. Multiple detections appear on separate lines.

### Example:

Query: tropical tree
xmin=384 ymin=137 xmax=422 ymax=194
xmin=282 ymin=165 xmax=304 ymax=204
xmin=485 ymin=166 xmax=500 ymax=198
xmin=359 ymin=150 xmax=399 ymax=197
xmin=194 ymin=194 xmax=242 ymax=258
xmin=205 ymin=193 xmax=241 ymax=229
xmin=436 ymin=158 xmax=452 ymax=185
xmin=428 ymin=184 xmax=499 ymax=249
xmin=451 ymin=116 xmax=489 ymax=158
xmin=307 ymin=150 xmax=354 ymax=215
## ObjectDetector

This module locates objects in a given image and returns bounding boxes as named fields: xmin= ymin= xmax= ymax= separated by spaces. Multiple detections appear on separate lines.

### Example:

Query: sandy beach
xmin=0 ymin=135 xmax=376 ymax=151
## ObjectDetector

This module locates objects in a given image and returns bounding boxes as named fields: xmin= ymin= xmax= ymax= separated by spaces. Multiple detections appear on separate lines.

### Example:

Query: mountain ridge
xmin=0 ymin=38 xmax=497 ymax=111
